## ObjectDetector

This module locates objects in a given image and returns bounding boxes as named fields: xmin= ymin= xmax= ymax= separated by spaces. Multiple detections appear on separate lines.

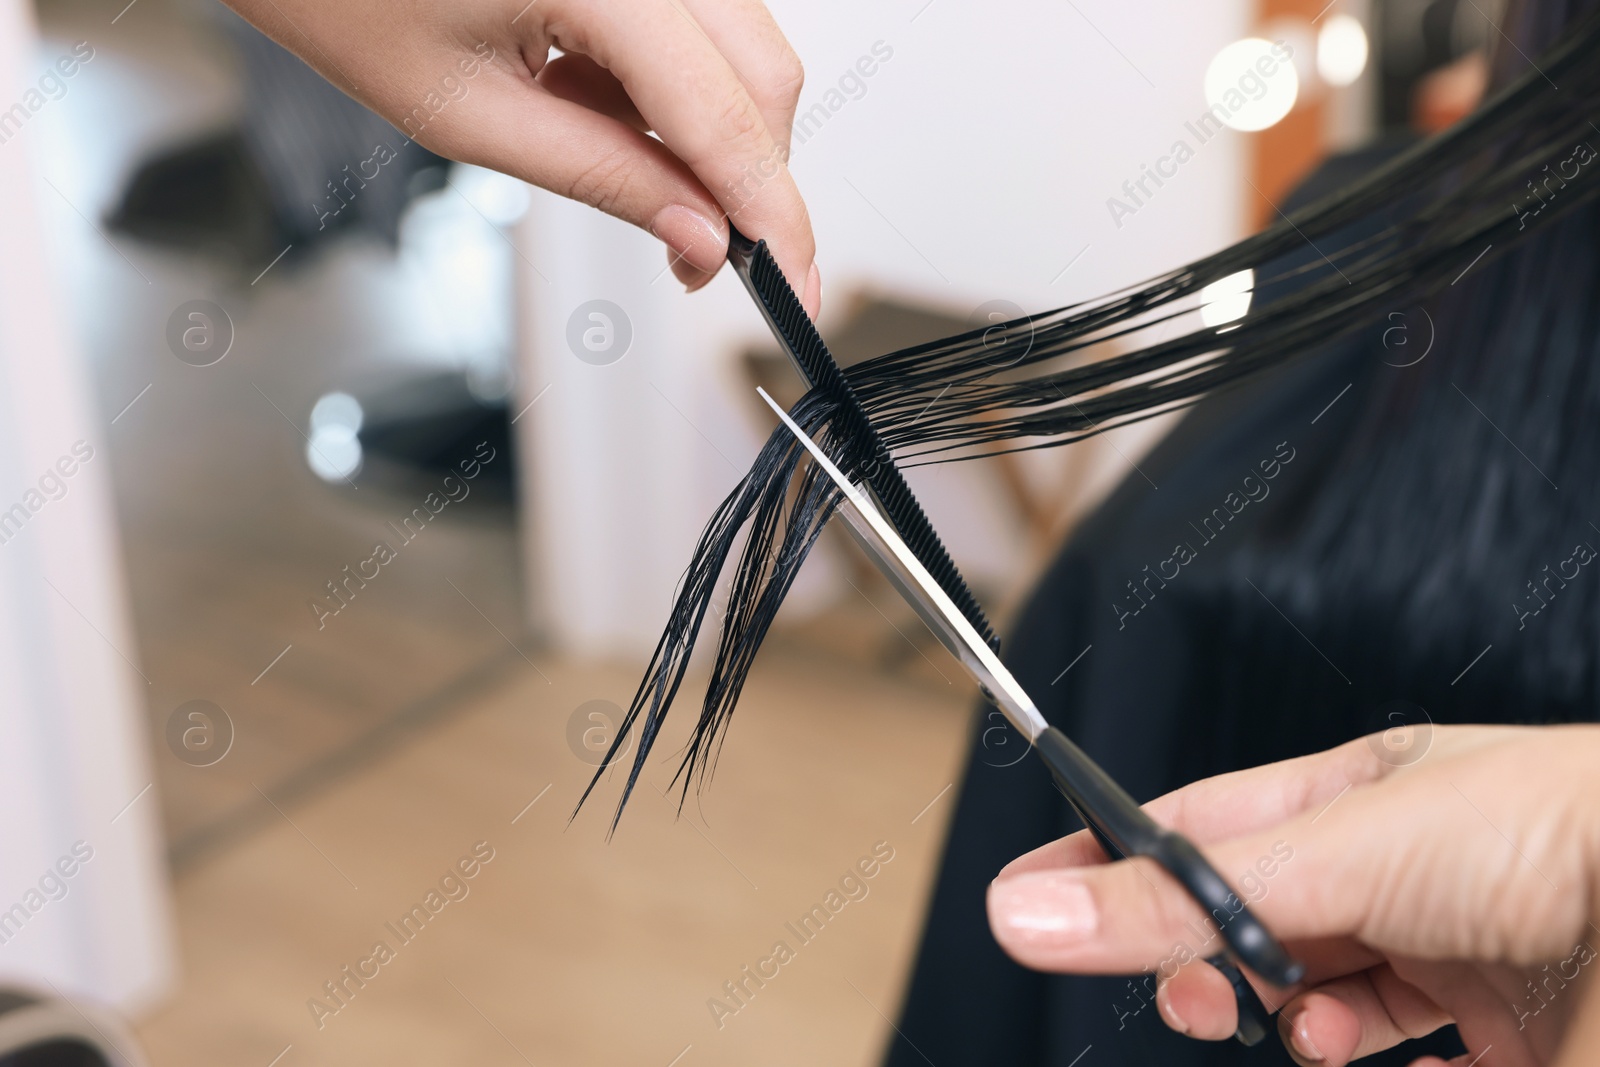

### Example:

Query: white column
xmin=0 ymin=0 xmax=174 ymax=1014
xmin=513 ymin=194 xmax=742 ymax=658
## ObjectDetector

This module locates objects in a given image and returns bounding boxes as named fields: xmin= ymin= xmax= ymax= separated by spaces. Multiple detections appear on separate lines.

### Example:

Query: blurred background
xmin=0 ymin=0 xmax=1488 ymax=1062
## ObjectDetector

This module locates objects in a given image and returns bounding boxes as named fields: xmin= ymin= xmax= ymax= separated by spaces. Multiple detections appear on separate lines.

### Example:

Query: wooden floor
xmin=30 ymin=5 xmax=991 ymax=1061
xmin=35 ymin=0 xmax=531 ymax=859
xmin=132 ymin=648 xmax=974 ymax=1067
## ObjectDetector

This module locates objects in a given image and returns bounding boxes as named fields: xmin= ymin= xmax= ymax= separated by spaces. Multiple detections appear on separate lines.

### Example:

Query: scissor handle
xmin=1033 ymin=726 xmax=1302 ymax=1046
xmin=1208 ymin=954 xmax=1274 ymax=1046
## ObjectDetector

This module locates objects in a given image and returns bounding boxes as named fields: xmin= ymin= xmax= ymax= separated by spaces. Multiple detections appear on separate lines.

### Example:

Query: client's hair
xmin=581 ymin=0 xmax=1600 ymax=827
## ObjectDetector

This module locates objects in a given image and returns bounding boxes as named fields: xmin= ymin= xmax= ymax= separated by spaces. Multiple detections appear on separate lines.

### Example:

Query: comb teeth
xmin=739 ymin=237 xmax=999 ymax=651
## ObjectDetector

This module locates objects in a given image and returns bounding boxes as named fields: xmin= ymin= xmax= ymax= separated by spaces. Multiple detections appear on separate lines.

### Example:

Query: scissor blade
xmin=757 ymin=389 xmax=1307 ymax=1008
xmin=756 ymin=388 xmax=1048 ymax=741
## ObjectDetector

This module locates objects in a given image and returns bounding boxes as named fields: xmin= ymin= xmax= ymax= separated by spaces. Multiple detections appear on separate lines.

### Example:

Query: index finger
xmin=550 ymin=0 xmax=817 ymax=303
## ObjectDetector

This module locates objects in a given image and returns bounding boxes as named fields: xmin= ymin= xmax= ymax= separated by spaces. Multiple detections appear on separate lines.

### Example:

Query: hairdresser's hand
xmin=221 ymin=0 xmax=818 ymax=312
xmin=988 ymin=725 xmax=1600 ymax=1067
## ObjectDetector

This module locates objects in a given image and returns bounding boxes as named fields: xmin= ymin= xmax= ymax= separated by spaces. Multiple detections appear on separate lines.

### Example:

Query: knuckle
xmin=564 ymin=148 xmax=641 ymax=216
xmin=712 ymin=90 xmax=767 ymax=152
xmin=764 ymin=51 xmax=805 ymax=107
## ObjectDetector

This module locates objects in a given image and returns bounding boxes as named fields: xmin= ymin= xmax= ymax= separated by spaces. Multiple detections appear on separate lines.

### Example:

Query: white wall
xmin=517 ymin=0 xmax=1252 ymax=656
xmin=0 ymin=0 xmax=174 ymax=1014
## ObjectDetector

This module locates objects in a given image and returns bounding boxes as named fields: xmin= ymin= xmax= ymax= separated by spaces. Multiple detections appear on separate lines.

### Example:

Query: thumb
xmin=988 ymin=808 xmax=1383 ymax=979
xmin=987 ymin=851 xmax=1270 ymax=978
xmin=984 ymin=742 xmax=1394 ymax=977
xmin=986 ymin=773 xmax=1505 ymax=979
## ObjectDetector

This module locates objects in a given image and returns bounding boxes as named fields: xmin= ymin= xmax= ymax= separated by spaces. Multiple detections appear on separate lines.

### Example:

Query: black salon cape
xmin=885 ymin=140 xmax=1473 ymax=1067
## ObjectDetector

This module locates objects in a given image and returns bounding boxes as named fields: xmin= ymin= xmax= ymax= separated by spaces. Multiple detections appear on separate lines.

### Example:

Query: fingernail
xmin=1155 ymin=983 xmax=1189 ymax=1036
xmin=1286 ymin=1011 xmax=1324 ymax=1064
xmin=801 ymin=261 xmax=821 ymax=319
xmin=988 ymin=871 xmax=1099 ymax=947
xmin=651 ymin=205 xmax=726 ymax=277
xmin=669 ymin=251 xmax=715 ymax=293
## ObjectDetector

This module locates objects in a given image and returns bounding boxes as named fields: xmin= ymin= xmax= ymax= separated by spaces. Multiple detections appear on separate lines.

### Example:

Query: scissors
xmin=756 ymin=385 xmax=1304 ymax=1046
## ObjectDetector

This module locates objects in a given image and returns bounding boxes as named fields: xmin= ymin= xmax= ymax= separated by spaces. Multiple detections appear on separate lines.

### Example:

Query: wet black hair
xmin=580 ymin=1 xmax=1600 ymax=828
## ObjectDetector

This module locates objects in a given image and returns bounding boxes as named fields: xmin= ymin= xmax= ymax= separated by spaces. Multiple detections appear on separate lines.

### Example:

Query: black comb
xmin=726 ymin=228 xmax=999 ymax=651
